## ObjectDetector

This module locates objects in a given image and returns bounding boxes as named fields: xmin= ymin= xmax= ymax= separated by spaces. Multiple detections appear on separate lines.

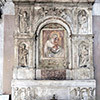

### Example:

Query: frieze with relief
xmin=37 ymin=7 xmax=73 ymax=24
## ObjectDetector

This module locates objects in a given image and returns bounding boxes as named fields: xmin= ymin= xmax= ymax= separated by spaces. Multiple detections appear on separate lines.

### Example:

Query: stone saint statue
xmin=19 ymin=10 xmax=29 ymax=33
xmin=79 ymin=44 xmax=89 ymax=67
xmin=78 ymin=10 xmax=88 ymax=34
xmin=18 ymin=43 xmax=28 ymax=67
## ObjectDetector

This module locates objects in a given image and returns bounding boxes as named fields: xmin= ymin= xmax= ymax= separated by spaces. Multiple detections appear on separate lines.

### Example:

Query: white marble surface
xmin=13 ymin=67 xmax=35 ymax=80
xmin=0 ymin=95 xmax=9 ymax=100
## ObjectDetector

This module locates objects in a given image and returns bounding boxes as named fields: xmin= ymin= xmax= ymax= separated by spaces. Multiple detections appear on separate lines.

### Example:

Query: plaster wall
xmin=0 ymin=16 xmax=4 ymax=94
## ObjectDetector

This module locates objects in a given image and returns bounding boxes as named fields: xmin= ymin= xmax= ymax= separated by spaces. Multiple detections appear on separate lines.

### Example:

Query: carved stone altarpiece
xmin=12 ymin=0 xmax=96 ymax=100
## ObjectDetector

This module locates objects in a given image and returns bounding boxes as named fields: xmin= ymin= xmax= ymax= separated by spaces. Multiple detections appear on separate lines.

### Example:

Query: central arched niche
xmin=36 ymin=19 xmax=72 ymax=80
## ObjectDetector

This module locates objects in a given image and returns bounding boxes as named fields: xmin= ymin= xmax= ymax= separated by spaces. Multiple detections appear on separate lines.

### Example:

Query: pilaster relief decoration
xmin=77 ymin=10 xmax=88 ymax=34
xmin=70 ymin=87 xmax=96 ymax=100
xmin=78 ymin=41 xmax=89 ymax=68
xmin=15 ymin=6 xmax=31 ymax=34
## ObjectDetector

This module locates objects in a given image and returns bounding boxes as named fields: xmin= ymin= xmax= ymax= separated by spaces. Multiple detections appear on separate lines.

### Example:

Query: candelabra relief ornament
xmin=78 ymin=10 xmax=88 ymax=34
xmin=18 ymin=10 xmax=30 ymax=33
xmin=18 ymin=43 xmax=28 ymax=67
xmin=79 ymin=42 xmax=89 ymax=68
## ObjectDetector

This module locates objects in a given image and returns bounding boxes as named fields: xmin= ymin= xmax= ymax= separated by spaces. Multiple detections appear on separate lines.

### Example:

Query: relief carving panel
xmin=78 ymin=42 xmax=89 ymax=68
xmin=15 ymin=6 xmax=31 ymax=34
xmin=77 ymin=10 xmax=88 ymax=34
xmin=70 ymin=87 xmax=96 ymax=100
xmin=13 ymin=87 xmax=35 ymax=100
xmin=18 ymin=43 xmax=28 ymax=67
xmin=37 ymin=7 xmax=72 ymax=24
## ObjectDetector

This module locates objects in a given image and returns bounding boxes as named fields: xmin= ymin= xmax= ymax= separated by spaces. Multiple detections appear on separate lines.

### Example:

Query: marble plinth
xmin=12 ymin=80 xmax=96 ymax=100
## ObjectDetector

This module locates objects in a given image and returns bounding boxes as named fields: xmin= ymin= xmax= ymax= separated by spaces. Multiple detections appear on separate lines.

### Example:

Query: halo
xmin=50 ymin=31 xmax=60 ymax=39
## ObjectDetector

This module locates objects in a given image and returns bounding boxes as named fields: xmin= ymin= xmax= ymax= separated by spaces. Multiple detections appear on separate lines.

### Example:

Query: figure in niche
xmin=79 ymin=43 xmax=89 ymax=68
xmin=18 ymin=43 xmax=28 ymax=67
xmin=44 ymin=31 xmax=64 ymax=58
xmin=78 ymin=10 xmax=88 ymax=34
xmin=19 ymin=10 xmax=29 ymax=33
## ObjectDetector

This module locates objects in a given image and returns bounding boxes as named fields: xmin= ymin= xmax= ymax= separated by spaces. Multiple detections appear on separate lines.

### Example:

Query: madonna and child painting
xmin=42 ymin=29 xmax=65 ymax=58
